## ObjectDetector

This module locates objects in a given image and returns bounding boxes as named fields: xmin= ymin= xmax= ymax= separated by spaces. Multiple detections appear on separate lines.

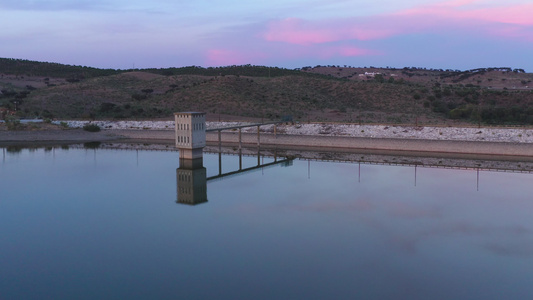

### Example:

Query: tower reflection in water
xmin=176 ymin=158 xmax=207 ymax=205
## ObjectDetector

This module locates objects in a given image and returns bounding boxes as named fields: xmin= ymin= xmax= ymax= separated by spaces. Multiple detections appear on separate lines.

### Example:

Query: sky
xmin=1 ymin=0 xmax=532 ymax=71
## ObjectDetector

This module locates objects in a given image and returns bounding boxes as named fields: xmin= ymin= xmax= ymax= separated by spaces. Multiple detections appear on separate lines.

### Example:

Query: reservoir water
xmin=1 ymin=144 xmax=533 ymax=299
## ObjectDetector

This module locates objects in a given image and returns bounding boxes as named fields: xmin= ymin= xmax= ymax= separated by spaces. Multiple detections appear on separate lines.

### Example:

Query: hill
xmin=1 ymin=58 xmax=533 ymax=125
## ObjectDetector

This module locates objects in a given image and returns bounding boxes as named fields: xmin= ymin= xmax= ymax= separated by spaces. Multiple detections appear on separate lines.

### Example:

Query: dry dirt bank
xmin=1 ymin=121 xmax=533 ymax=157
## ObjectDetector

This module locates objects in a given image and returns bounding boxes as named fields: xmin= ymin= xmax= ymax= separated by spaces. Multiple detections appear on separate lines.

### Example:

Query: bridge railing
xmin=206 ymin=121 xmax=285 ymax=149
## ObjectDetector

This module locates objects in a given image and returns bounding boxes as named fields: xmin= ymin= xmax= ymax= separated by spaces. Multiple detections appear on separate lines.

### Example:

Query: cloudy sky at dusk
xmin=1 ymin=0 xmax=532 ymax=71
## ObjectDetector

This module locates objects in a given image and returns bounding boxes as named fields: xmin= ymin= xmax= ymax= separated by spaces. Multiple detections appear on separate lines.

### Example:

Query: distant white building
xmin=363 ymin=72 xmax=381 ymax=77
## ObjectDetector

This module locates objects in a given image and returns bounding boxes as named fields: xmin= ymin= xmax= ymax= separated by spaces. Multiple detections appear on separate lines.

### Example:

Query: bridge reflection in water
xmin=176 ymin=151 xmax=294 ymax=206
xmin=175 ymin=147 xmax=533 ymax=205
xmin=54 ymin=142 xmax=532 ymax=204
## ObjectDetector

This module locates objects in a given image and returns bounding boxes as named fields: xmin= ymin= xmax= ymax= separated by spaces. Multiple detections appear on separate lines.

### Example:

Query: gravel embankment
xmin=58 ymin=120 xmax=533 ymax=143
xmin=2 ymin=120 xmax=533 ymax=156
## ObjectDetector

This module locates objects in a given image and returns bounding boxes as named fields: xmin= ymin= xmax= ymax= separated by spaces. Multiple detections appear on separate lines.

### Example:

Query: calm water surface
xmin=1 ymin=146 xmax=533 ymax=300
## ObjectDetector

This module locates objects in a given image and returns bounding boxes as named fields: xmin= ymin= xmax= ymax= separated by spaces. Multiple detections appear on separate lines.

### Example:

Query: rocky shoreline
xmin=2 ymin=120 xmax=533 ymax=157
xmin=57 ymin=120 xmax=533 ymax=143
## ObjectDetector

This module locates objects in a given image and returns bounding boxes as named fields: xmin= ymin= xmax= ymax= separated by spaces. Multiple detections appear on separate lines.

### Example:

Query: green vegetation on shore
xmin=1 ymin=58 xmax=532 ymax=125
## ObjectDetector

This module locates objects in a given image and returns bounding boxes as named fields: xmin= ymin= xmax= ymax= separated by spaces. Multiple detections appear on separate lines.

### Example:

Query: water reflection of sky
xmin=1 ymin=147 xmax=533 ymax=300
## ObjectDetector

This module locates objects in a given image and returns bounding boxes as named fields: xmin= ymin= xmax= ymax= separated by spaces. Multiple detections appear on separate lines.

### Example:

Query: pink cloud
xmin=468 ymin=5 xmax=533 ymax=26
xmin=437 ymin=0 xmax=482 ymax=7
xmin=489 ymin=25 xmax=533 ymax=42
xmin=396 ymin=1 xmax=533 ymax=26
xmin=203 ymin=0 xmax=532 ymax=67
xmin=264 ymin=18 xmax=338 ymax=45
xmin=263 ymin=0 xmax=533 ymax=47
xmin=396 ymin=0 xmax=482 ymax=15
xmin=264 ymin=18 xmax=395 ymax=45
xmin=226 ymin=42 xmax=380 ymax=62
xmin=205 ymin=49 xmax=266 ymax=66
xmin=322 ymin=46 xmax=381 ymax=58
xmin=337 ymin=46 xmax=377 ymax=56
xmin=393 ymin=1 xmax=533 ymax=42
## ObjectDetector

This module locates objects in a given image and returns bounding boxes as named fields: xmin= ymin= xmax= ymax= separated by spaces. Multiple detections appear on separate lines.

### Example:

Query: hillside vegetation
xmin=1 ymin=58 xmax=533 ymax=125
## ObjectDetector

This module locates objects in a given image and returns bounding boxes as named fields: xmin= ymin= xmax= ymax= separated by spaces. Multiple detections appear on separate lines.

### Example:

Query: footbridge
xmin=174 ymin=111 xmax=286 ymax=160
xmin=206 ymin=121 xmax=284 ymax=150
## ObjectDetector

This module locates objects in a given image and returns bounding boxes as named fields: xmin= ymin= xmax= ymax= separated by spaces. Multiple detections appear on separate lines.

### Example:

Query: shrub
xmin=83 ymin=123 xmax=101 ymax=132
xmin=448 ymin=105 xmax=473 ymax=119
xmin=5 ymin=115 xmax=20 ymax=130
xmin=132 ymin=93 xmax=148 ymax=101
xmin=99 ymin=102 xmax=116 ymax=113
xmin=84 ymin=141 xmax=101 ymax=149
xmin=432 ymin=100 xmax=448 ymax=114
xmin=42 ymin=110 xmax=54 ymax=119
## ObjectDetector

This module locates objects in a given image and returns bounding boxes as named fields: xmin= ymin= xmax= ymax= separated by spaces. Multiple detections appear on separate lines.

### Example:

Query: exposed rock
xmin=56 ymin=120 xmax=533 ymax=143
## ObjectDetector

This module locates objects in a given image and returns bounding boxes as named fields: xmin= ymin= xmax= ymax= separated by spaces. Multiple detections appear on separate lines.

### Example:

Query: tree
xmin=10 ymin=99 xmax=23 ymax=111
xmin=374 ymin=74 xmax=384 ymax=83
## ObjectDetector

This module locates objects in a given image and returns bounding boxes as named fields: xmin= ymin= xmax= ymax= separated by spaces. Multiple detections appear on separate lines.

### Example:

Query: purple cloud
xmin=261 ymin=0 xmax=533 ymax=47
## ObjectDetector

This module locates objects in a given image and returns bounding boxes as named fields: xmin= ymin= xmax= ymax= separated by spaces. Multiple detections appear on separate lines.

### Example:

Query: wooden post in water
xmin=218 ymin=130 xmax=222 ymax=152
xmin=218 ymin=152 xmax=222 ymax=176
xmin=239 ymin=128 xmax=242 ymax=151
xmin=257 ymin=125 xmax=260 ymax=147
xmin=239 ymin=150 xmax=243 ymax=170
